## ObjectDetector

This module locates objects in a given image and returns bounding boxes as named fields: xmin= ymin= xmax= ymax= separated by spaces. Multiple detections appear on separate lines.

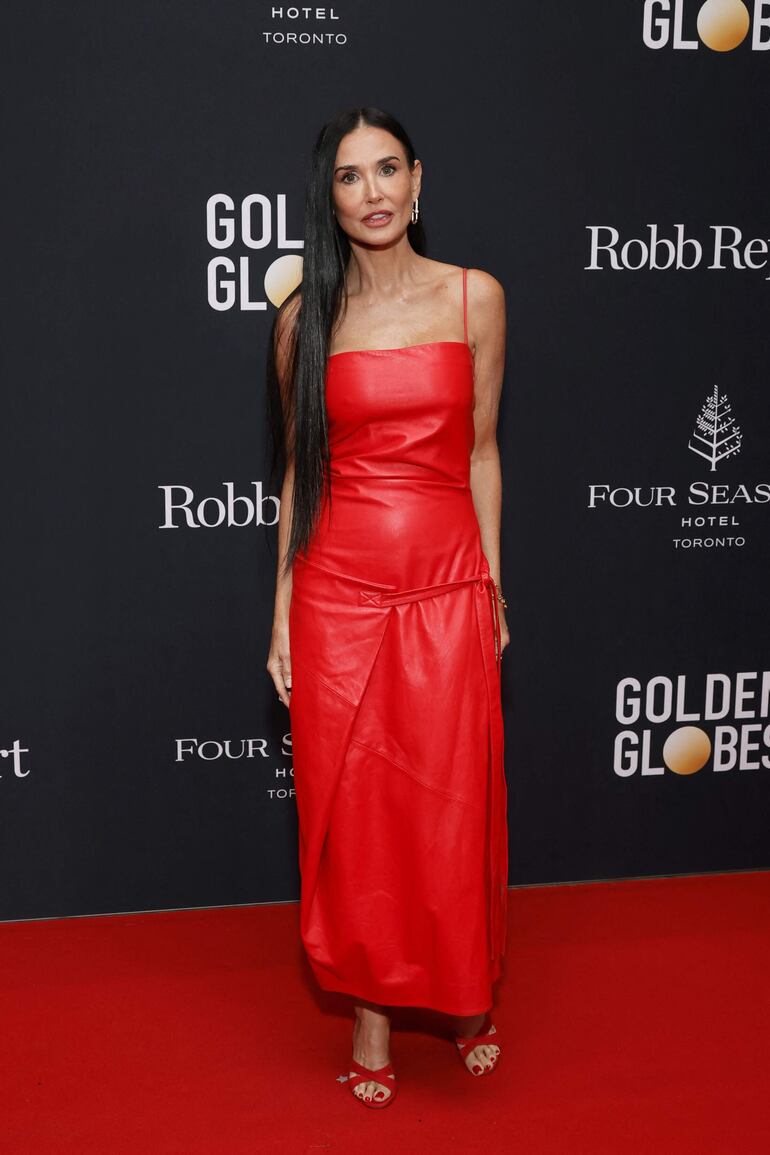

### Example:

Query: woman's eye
xmin=340 ymin=165 xmax=396 ymax=184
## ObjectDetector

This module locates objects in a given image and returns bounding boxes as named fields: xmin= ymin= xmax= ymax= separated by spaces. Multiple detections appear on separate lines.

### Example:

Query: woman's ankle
xmin=354 ymin=1011 xmax=390 ymax=1034
xmin=453 ymin=1009 xmax=491 ymax=1037
xmin=354 ymin=1000 xmax=390 ymax=1026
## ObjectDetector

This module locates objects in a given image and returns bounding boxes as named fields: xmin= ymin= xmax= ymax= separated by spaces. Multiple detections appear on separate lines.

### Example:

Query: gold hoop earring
xmin=411 ymin=198 xmax=420 ymax=224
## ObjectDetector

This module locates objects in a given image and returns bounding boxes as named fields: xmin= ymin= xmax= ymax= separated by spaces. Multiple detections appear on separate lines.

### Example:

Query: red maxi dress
xmin=288 ymin=267 xmax=508 ymax=1017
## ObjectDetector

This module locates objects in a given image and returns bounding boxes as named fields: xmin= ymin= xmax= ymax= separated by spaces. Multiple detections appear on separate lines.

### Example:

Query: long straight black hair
xmin=264 ymin=107 xmax=427 ymax=579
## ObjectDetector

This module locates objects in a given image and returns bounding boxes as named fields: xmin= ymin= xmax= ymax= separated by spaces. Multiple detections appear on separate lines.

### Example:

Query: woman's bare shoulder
xmin=465 ymin=266 xmax=506 ymax=306
xmin=425 ymin=259 xmax=505 ymax=307
xmin=464 ymin=268 xmax=506 ymax=359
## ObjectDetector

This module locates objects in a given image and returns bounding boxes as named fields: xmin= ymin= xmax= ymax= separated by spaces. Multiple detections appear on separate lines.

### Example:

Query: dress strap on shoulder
xmin=462 ymin=267 xmax=468 ymax=345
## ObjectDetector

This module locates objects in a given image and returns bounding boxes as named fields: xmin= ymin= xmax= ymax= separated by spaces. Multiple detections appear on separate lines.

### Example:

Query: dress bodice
xmin=302 ymin=339 xmax=483 ymax=589
xmin=325 ymin=341 xmax=476 ymax=488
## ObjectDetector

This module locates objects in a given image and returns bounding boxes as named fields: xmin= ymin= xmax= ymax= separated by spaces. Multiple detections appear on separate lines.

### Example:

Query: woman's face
xmin=331 ymin=125 xmax=421 ymax=243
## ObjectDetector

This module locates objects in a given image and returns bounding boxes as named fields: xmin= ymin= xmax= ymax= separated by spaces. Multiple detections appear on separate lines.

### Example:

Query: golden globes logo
xmin=206 ymin=194 xmax=304 ymax=311
xmin=613 ymin=673 xmax=770 ymax=776
xmin=643 ymin=0 xmax=770 ymax=50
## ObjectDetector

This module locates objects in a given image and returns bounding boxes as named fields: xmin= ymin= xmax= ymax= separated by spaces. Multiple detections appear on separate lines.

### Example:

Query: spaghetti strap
xmin=462 ymin=267 xmax=468 ymax=346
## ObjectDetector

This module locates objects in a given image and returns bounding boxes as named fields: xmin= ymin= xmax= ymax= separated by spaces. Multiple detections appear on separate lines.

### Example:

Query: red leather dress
xmin=288 ymin=267 xmax=508 ymax=1016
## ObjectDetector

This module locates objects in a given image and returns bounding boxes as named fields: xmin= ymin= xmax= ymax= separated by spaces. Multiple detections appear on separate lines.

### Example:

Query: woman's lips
xmin=362 ymin=212 xmax=393 ymax=228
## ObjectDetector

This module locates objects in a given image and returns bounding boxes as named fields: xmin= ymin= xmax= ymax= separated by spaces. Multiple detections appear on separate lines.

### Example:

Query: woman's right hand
xmin=267 ymin=619 xmax=292 ymax=708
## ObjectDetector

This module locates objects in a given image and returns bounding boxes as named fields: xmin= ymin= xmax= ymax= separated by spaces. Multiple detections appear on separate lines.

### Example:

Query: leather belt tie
xmin=358 ymin=563 xmax=507 ymax=964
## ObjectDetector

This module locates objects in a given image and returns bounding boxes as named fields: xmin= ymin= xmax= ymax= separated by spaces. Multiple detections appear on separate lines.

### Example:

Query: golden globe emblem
xmin=265 ymin=255 xmax=304 ymax=308
xmin=697 ymin=0 xmax=751 ymax=52
xmin=663 ymin=726 xmax=712 ymax=775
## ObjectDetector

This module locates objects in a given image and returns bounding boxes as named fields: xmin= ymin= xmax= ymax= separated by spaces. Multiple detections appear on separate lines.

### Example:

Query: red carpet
xmin=3 ymin=871 xmax=768 ymax=1154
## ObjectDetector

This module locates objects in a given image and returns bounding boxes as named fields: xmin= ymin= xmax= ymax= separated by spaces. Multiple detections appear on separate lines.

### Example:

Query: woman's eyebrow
xmin=334 ymin=155 xmax=400 ymax=174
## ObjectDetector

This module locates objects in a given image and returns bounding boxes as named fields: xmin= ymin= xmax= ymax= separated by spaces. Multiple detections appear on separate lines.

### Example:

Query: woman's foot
xmin=350 ymin=1002 xmax=394 ymax=1105
xmin=453 ymin=1010 xmax=500 ymax=1075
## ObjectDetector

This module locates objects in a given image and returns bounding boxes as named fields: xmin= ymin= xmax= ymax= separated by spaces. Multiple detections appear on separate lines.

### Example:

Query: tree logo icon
xmin=688 ymin=385 xmax=743 ymax=471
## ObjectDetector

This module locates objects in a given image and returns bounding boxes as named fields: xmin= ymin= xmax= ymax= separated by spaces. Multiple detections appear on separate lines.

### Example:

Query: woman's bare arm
xmin=266 ymin=296 xmax=300 ymax=707
xmin=467 ymin=269 xmax=509 ymax=654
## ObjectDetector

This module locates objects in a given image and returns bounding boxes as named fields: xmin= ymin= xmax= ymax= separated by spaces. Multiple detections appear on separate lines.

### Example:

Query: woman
xmin=265 ymin=106 xmax=509 ymax=1109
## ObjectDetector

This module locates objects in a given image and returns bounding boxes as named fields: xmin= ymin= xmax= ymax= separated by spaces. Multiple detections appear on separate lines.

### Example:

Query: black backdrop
xmin=3 ymin=0 xmax=769 ymax=921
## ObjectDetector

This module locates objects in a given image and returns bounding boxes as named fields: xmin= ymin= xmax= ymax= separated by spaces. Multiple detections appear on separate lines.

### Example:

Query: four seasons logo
xmin=687 ymin=385 xmax=743 ymax=470
xmin=586 ymin=381 xmax=768 ymax=549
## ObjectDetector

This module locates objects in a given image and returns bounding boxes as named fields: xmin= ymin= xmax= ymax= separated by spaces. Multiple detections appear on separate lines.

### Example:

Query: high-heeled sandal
xmin=347 ymin=1057 xmax=398 ymax=1108
xmin=454 ymin=1015 xmax=501 ymax=1077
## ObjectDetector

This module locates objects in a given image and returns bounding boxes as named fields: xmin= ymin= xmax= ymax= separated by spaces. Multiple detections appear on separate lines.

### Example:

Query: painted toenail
xmin=473 ymin=1064 xmax=482 ymax=1074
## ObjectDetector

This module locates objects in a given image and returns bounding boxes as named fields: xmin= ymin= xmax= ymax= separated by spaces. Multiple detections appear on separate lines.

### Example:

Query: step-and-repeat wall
xmin=3 ymin=1 xmax=769 ymax=920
